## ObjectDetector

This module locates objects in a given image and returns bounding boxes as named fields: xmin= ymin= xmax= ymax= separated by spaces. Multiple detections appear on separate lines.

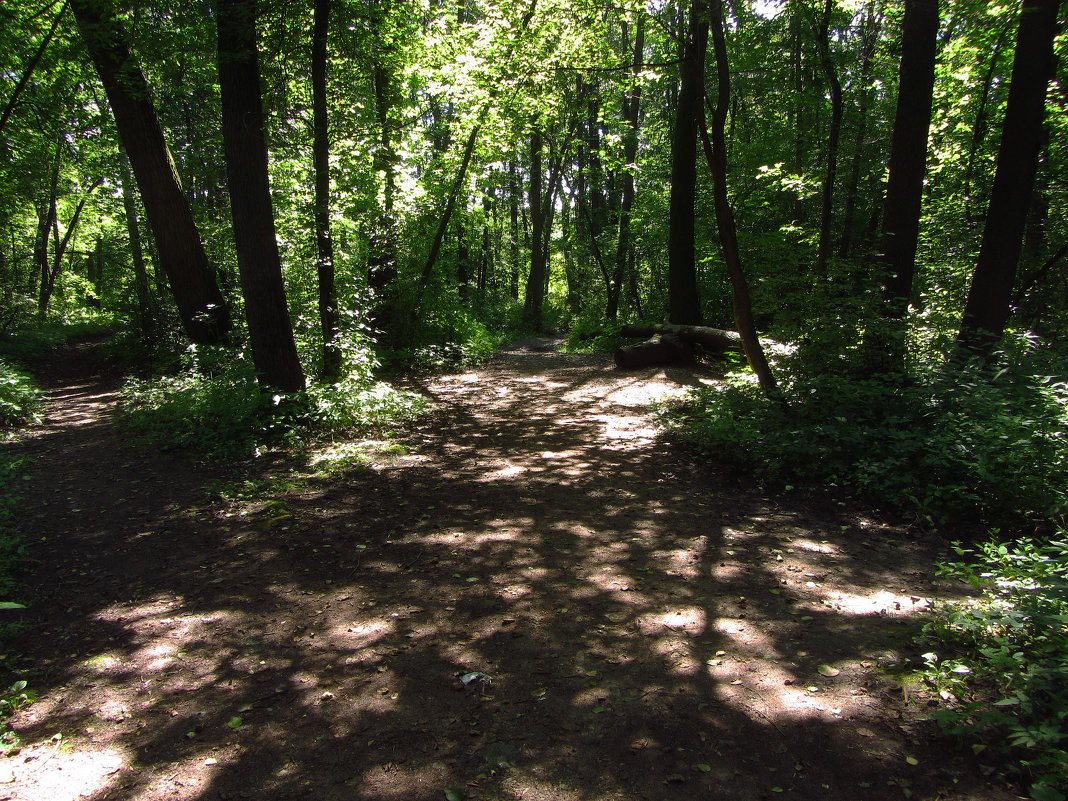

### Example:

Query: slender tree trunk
xmin=814 ymin=0 xmax=843 ymax=276
xmin=120 ymin=154 xmax=153 ymax=334
xmin=312 ymin=0 xmax=341 ymax=381
xmin=838 ymin=3 xmax=880 ymax=260
xmin=509 ymin=160 xmax=521 ymax=301
xmin=608 ymin=15 xmax=644 ymax=321
xmin=881 ymin=0 xmax=939 ymax=316
xmin=524 ymin=126 xmax=547 ymax=330
xmin=702 ymin=0 xmax=777 ymax=396
xmin=40 ymin=180 xmax=99 ymax=315
xmin=957 ymin=0 xmax=1060 ymax=360
xmin=962 ymin=25 xmax=1010 ymax=229
xmin=217 ymin=0 xmax=305 ymax=392
xmin=414 ymin=124 xmax=480 ymax=312
xmin=71 ymin=0 xmax=230 ymax=345
xmin=0 ymin=1 xmax=68 ymax=135
xmin=667 ymin=0 xmax=707 ymax=325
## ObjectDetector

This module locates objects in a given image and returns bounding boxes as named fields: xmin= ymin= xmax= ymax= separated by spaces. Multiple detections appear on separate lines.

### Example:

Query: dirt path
xmin=1 ymin=341 xmax=1014 ymax=801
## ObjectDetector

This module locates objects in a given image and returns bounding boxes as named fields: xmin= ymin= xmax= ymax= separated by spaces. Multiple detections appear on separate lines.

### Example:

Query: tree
xmin=312 ymin=0 xmax=341 ymax=381
xmin=880 ymin=0 xmax=939 ymax=318
xmin=217 ymin=0 xmax=305 ymax=392
xmin=702 ymin=0 xmax=777 ymax=395
xmin=666 ymin=0 xmax=707 ymax=326
xmin=956 ymin=0 xmax=1060 ymax=360
xmin=70 ymin=0 xmax=231 ymax=345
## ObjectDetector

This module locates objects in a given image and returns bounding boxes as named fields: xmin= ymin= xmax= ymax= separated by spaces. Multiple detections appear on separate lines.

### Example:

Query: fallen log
xmin=618 ymin=323 xmax=743 ymax=353
xmin=614 ymin=333 xmax=696 ymax=369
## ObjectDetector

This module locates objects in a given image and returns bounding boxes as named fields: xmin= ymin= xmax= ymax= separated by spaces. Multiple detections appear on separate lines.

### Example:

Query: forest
xmin=0 ymin=0 xmax=1067 ymax=798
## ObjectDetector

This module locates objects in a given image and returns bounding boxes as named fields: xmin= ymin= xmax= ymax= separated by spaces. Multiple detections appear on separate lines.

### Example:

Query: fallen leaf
xmin=817 ymin=664 xmax=840 ymax=677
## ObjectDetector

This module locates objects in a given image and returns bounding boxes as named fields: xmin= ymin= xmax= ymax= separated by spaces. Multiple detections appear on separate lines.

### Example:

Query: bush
xmin=921 ymin=536 xmax=1068 ymax=801
xmin=0 ymin=362 xmax=41 ymax=429
xmin=120 ymin=343 xmax=427 ymax=459
xmin=659 ymin=332 xmax=1068 ymax=526
xmin=119 ymin=346 xmax=273 ymax=459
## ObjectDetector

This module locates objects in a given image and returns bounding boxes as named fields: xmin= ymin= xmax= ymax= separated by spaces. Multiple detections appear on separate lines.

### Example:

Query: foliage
xmin=0 ymin=361 xmax=41 ymax=429
xmin=120 ymin=341 xmax=427 ymax=459
xmin=119 ymin=346 xmax=273 ymax=459
xmin=921 ymin=535 xmax=1068 ymax=801
xmin=0 ymin=455 xmax=28 ymax=601
xmin=659 ymin=329 xmax=1068 ymax=526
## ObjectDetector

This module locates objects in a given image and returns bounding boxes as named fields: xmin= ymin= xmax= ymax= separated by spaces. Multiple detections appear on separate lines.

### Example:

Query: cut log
xmin=614 ymin=333 xmax=696 ymax=369
xmin=619 ymin=323 xmax=743 ymax=353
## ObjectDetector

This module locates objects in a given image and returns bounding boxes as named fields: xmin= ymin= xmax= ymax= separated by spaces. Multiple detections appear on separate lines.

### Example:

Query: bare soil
xmin=0 ymin=338 xmax=1018 ymax=801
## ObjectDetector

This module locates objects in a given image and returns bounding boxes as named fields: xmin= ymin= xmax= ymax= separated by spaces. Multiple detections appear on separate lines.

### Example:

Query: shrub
xmin=0 ymin=362 xmax=41 ymax=429
xmin=922 ymin=536 xmax=1068 ymax=801
xmin=659 ymin=332 xmax=1068 ymax=526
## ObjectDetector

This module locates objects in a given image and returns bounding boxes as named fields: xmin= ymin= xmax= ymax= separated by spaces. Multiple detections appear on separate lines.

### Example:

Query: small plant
xmin=922 ymin=536 xmax=1068 ymax=801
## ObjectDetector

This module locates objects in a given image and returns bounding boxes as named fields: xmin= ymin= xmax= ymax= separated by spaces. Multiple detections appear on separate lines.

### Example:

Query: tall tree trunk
xmin=71 ymin=0 xmax=230 ymax=345
xmin=702 ymin=0 xmax=777 ymax=396
xmin=881 ymin=0 xmax=939 ymax=317
xmin=217 ymin=0 xmax=305 ymax=392
xmin=368 ymin=61 xmax=399 ymax=333
xmin=524 ymin=126 xmax=547 ymax=330
xmin=667 ymin=0 xmax=707 ymax=325
xmin=33 ymin=148 xmax=61 ymax=313
xmin=120 ymin=153 xmax=153 ymax=334
xmin=608 ymin=15 xmax=645 ymax=321
xmin=814 ymin=0 xmax=843 ymax=276
xmin=312 ymin=0 xmax=341 ymax=381
xmin=957 ymin=0 xmax=1059 ymax=360
xmin=509 ymin=160 xmax=521 ymax=301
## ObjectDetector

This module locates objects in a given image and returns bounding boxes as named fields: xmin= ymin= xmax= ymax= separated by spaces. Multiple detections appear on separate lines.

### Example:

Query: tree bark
xmin=666 ymin=0 xmax=707 ymax=325
xmin=957 ymin=0 xmax=1060 ymax=360
xmin=312 ymin=0 xmax=341 ymax=381
xmin=217 ymin=0 xmax=305 ymax=392
xmin=71 ymin=0 xmax=231 ymax=345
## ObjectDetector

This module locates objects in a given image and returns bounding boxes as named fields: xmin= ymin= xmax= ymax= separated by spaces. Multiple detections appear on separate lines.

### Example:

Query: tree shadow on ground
xmin=5 ymin=348 xmax=1009 ymax=801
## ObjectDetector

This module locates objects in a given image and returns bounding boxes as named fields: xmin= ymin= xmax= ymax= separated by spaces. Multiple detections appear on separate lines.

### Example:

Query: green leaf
xmin=444 ymin=789 xmax=466 ymax=801
xmin=0 ymin=603 xmax=25 ymax=610
xmin=226 ymin=716 xmax=244 ymax=728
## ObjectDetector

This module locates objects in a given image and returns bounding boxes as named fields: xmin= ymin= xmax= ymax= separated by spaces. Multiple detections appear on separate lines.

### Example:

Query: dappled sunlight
xmin=8 ymin=345 xmax=1000 ymax=801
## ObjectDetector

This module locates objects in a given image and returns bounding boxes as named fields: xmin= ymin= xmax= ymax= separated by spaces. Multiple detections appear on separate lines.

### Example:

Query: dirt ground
xmin=0 ymin=339 xmax=1020 ymax=801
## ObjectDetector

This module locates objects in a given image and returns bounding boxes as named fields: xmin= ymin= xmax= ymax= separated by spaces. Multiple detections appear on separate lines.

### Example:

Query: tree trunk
xmin=71 ymin=0 xmax=230 ymax=345
xmin=667 ymin=0 xmax=707 ymax=325
xmin=312 ymin=0 xmax=341 ymax=381
xmin=217 ymin=0 xmax=305 ymax=392
xmin=119 ymin=152 xmax=154 ymax=334
xmin=619 ymin=323 xmax=742 ymax=352
xmin=814 ymin=0 xmax=843 ymax=276
xmin=703 ymin=0 xmax=778 ymax=396
xmin=524 ymin=126 xmax=547 ymax=330
xmin=881 ymin=0 xmax=939 ymax=316
xmin=957 ymin=0 xmax=1059 ymax=360
xmin=608 ymin=15 xmax=644 ymax=321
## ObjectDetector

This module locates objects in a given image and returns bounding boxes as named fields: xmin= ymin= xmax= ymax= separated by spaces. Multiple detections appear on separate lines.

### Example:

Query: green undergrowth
xmin=0 ymin=361 xmax=41 ymax=430
xmin=658 ymin=331 xmax=1068 ymax=527
xmin=119 ymin=344 xmax=427 ymax=460
xmin=921 ymin=536 xmax=1068 ymax=801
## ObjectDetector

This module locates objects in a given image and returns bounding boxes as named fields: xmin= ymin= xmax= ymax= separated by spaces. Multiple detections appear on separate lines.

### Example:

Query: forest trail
xmin=2 ymin=340 xmax=1014 ymax=801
